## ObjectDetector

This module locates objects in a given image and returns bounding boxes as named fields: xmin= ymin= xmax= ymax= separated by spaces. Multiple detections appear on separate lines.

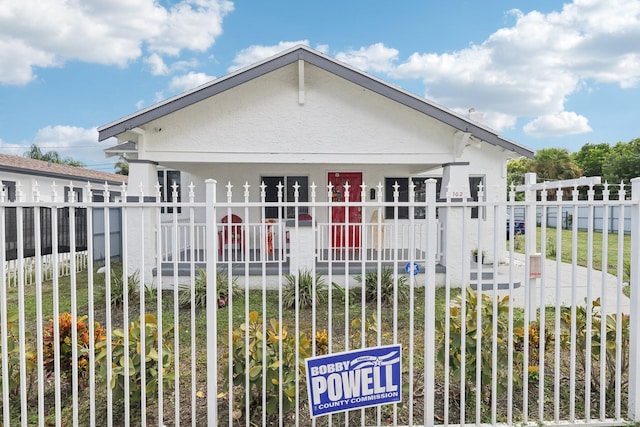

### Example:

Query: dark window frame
xmin=261 ymin=175 xmax=309 ymax=219
xmin=158 ymin=170 xmax=182 ymax=214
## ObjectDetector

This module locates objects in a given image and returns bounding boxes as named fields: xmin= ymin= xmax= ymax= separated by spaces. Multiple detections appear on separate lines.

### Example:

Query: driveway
xmin=478 ymin=252 xmax=631 ymax=314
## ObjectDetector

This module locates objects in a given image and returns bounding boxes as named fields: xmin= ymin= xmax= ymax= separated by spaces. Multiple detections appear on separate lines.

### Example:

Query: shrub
xmin=436 ymin=287 xmax=515 ymax=403
xmin=42 ymin=312 xmax=106 ymax=378
xmin=178 ymin=267 xmax=241 ymax=309
xmin=1 ymin=313 xmax=36 ymax=399
xmin=354 ymin=267 xmax=409 ymax=306
xmin=224 ymin=311 xmax=311 ymax=420
xmin=350 ymin=313 xmax=391 ymax=349
xmin=282 ymin=269 xmax=326 ymax=309
xmin=95 ymin=314 xmax=174 ymax=404
xmin=545 ymin=236 xmax=557 ymax=257
xmin=560 ymin=298 xmax=629 ymax=392
xmin=513 ymin=233 xmax=525 ymax=251
xmin=315 ymin=329 xmax=329 ymax=355
xmin=109 ymin=270 xmax=140 ymax=307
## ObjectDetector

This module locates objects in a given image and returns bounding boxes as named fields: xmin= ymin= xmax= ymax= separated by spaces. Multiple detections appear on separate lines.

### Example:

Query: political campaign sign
xmin=306 ymin=344 xmax=402 ymax=418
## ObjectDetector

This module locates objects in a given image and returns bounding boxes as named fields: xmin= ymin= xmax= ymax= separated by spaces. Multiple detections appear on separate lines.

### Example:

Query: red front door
xmin=328 ymin=172 xmax=362 ymax=249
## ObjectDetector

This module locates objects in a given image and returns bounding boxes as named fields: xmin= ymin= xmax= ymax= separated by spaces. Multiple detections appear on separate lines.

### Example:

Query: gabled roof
xmin=98 ymin=45 xmax=534 ymax=158
xmin=0 ymin=153 xmax=127 ymax=185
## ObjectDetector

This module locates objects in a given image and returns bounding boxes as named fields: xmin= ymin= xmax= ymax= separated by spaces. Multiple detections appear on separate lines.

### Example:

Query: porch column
xmin=126 ymin=160 xmax=159 ymax=285
xmin=439 ymin=162 xmax=471 ymax=287
xmin=287 ymin=218 xmax=315 ymax=273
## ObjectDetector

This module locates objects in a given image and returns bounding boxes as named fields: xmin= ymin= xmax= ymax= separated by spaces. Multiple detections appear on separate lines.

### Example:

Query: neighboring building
xmin=98 ymin=45 xmax=534 ymax=282
xmin=0 ymin=153 xmax=128 ymax=264
xmin=0 ymin=153 xmax=127 ymax=202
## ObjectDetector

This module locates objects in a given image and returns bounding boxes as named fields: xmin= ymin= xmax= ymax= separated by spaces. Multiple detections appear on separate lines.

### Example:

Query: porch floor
xmin=154 ymin=249 xmax=445 ymax=277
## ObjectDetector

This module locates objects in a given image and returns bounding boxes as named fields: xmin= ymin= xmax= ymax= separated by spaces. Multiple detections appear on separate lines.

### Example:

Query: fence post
xmin=524 ymin=172 xmax=538 ymax=322
xmin=424 ymin=178 xmax=437 ymax=427
xmin=629 ymin=177 xmax=640 ymax=420
xmin=205 ymin=179 xmax=218 ymax=424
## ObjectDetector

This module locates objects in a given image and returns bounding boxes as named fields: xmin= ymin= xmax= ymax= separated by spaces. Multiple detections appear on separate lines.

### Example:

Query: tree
xmin=114 ymin=156 xmax=129 ymax=175
xmin=573 ymin=143 xmax=611 ymax=177
xmin=23 ymin=144 xmax=85 ymax=167
xmin=506 ymin=157 xmax=532 ymax=201
xmin=602 ymin=138 xmax=640 ymax=184
xmin=531 ymin=148 xmax=582 ymax=181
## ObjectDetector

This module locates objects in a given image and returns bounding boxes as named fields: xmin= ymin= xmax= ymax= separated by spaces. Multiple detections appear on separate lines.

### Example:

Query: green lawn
xmin=515 ymin=226 xmax=631 ymax=280
xmin=0 ymin=247 xmax=631 ymax=425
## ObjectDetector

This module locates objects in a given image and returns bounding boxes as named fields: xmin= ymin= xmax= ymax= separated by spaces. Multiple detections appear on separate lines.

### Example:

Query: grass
xmin=522 ymin=226 xmax=631 ymax=279
xmin=0 ymin=255 xmax=631 ymax=426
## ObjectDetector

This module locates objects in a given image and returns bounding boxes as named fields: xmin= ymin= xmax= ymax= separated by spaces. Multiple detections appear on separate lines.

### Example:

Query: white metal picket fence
xmin=1 ymin=176 xmax=639 ymax=426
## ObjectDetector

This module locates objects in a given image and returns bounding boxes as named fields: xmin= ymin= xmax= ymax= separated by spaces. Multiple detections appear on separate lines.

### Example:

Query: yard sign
xmin=306 ymin=344 xmax=402 ymax=417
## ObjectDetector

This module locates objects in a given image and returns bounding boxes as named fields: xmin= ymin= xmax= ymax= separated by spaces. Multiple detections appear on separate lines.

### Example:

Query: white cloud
xmin=369 ymin=0 xmax=640 ymax=135
xmin=335 ymin=43 xmax=399 ymax=74
xmin=145 ymin=53 xmax=169 ymax=76
xmin=0 ymin=125 xmax=115 ymax=168
xmin=0 ymin=0 xmax=233 ymax=85
xmin=523 ymin=112 xmax=592 ymax=137
xmin=169 ymin=72 xmax=216 ymax=93
xmin=32 ymin=126 xmax=104 ymax=163
xmin=228 ymin=40 xmax=311 ymax=72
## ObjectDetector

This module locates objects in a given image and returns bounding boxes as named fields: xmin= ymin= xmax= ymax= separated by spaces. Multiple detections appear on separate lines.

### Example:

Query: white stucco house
xmin=97 ymin=45 xmax=534 ymax=283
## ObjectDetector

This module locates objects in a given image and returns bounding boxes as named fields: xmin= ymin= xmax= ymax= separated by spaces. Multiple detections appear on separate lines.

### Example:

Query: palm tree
xmin=531 ymin=148 xmax=583 ymax=200
xmin=23 ymin=144 xmax=85 ymax=167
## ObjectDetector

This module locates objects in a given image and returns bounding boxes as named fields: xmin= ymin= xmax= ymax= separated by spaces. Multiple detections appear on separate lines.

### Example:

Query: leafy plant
xmin=1 ymin=313 xmax=36 ymax=399
xmin=178 ymin=267 xmax=241 ymax=309
xmin=41 ymin=312 xmax=106 ymax=379
xmin=282 ymin=269 xmax=326 ymax=309
xmin=95 ymin=314 xmax=174 ymax=404
xmin=109 ymin=269 xmax=140 ymax=307
xmin=331 ymin=281 xmax=357 ymax=304
xmin=350 ymin=313 xmax=391 ymax=349
xmin=436 ymin=287 xmax=515 ymax=404
xmin=354 ymin=267 xmax=409 ymax=306
xmin=513 ymin=233 xmax=525 ymax=251
xmin=315 ymin=329 xmax=329 ymax=355
xmin=223 ymin=311 xmax=311 ymax=420
xmin=560 ymin=298 xmax=629 ymax=392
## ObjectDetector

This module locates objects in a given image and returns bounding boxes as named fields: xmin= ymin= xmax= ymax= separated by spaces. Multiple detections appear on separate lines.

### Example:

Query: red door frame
xmin=328 ymin=172 xmax=362 ymax=249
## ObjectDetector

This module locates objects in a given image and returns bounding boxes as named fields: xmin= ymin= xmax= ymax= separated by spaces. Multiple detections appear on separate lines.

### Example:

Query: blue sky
xmin=0 ymin=0 xmax=639 ymax=172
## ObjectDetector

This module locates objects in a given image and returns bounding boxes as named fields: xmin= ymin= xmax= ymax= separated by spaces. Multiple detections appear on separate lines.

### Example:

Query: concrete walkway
xmin=477 ymin=252 xmax=631 ymax=314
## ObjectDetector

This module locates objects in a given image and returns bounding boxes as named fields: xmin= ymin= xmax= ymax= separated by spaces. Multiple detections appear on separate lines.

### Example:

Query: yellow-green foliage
xmin=224 ymin=311 xmax=311 ymax=420
xmin=95 ymin=314 xmax=174 ymax=404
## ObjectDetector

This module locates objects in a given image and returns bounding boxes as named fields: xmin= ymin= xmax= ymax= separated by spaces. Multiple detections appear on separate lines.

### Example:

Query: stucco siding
xmin=138 ymin=63 xmax=455 ymax=164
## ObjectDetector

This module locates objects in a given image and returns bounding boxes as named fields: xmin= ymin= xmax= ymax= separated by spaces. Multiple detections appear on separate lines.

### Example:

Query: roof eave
xmin=98 ymin=45 xmax=534 ymax=158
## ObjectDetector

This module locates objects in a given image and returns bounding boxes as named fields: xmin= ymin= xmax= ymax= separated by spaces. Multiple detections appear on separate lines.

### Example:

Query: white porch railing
xmin=0 ymin=176 xmax=638 ymax=426
xmin=159 ymin=220 xmax=444 ymax=265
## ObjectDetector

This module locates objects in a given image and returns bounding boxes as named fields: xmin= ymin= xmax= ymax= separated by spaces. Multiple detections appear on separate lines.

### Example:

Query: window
xmin=385 ymin=177 xmax=440 ymax=219
xmin=64 ymin=186 xmax=83 ymax=202
xmin=469 ymin=176 xmax=484 ymax=219
xmin=2 ymin=181 xmax=16 ymax=202
xmin=262 ymin=176 xmax=309 ymax=219
xmin=385 ymin=176 xmax=483 ymax=219
xmin=158 ymin=170 xmax=181 ymax=213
